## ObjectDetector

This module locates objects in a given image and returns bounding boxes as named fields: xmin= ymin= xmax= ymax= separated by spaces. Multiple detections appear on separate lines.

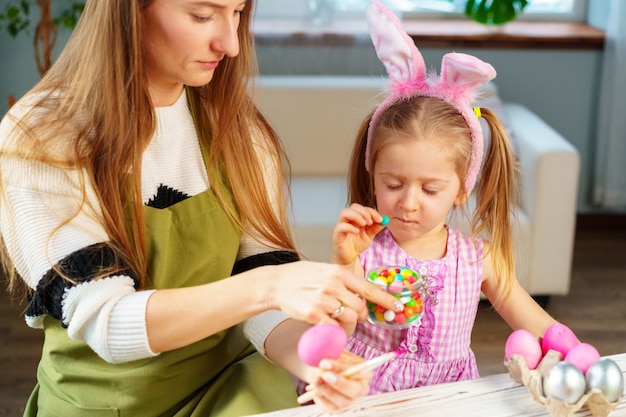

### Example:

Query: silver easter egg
xmin=585 ymin=358 xmax=624 ymax=402
xmin=543 ymin=361 xmax=587 ymax=404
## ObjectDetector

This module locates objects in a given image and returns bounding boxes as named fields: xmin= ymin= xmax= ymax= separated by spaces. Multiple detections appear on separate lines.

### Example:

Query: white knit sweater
xmin=0 ymin=92 xmax=288 ymax=363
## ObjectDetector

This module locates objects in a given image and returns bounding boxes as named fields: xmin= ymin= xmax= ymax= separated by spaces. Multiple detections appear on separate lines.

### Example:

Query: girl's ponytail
xmin=348 ymin=112 xmax=377 ymax=208
xmin=473 ymin=108 xmax=520 ymax=302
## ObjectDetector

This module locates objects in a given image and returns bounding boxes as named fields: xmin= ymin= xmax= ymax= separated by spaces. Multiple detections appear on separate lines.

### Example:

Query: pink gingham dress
xmin=348 ymin=226 xmax=484 ymax=395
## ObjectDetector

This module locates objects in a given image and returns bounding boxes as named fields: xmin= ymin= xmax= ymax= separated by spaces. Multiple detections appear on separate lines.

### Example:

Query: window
xmin=255 ymin=0 xmax=587 ymax=23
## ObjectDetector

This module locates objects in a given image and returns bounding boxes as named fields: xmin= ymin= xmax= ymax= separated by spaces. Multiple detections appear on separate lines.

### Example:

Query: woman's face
xmin=142 ymin=0 xmax=246 ymax=106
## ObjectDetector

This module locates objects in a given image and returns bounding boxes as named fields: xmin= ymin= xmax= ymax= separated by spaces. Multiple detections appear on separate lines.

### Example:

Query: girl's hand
xmin=332 ymin=203 xmax=386 ymax=267
xmin=303 ymin=350 xmax=371 ymax=413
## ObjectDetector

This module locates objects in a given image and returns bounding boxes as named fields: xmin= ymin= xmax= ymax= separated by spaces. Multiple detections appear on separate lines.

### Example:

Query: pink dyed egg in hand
xmin=564 ymin=342 xmax=600 ymax=374
xmin=541 ymin=323 xmax=579 ymax=357
xmin=297 ymin=324 xmax=348 ymax=366
xmin=505 ymin=329 xmax=543 ymax=370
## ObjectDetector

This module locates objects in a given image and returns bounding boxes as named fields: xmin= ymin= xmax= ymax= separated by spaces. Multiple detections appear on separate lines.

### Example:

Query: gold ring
xmin=330 ymin=305 xmax=345 ymax=319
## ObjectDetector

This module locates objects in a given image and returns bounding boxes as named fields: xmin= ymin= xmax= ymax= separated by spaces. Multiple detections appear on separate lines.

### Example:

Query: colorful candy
xmin=366 ymin=266 xmax=425 ymax=329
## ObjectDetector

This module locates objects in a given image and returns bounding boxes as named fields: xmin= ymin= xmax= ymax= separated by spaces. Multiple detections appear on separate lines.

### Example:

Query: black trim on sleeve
xmin=231 ymin=250 xmax=300 ymax=275
xmin=25 ymin=243 xmax=137 ymax=326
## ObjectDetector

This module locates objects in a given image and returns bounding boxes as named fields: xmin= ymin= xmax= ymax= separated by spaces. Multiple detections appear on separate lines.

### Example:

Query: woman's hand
xmin=263 ymin=260 xmax=402 ymax=327
xmin=331 ymin=203 xmax=386 ymax=268
xmin=302 ymin=350 xmax=372 ymax=413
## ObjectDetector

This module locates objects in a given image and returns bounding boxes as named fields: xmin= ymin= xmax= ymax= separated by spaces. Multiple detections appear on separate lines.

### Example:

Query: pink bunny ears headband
xmin=365 ymin=0 xmax=496 ymax=192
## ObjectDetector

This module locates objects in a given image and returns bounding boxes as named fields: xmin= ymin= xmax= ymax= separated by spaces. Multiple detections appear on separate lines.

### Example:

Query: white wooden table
xmin=245 ymin=353 xmax=626 ymax=417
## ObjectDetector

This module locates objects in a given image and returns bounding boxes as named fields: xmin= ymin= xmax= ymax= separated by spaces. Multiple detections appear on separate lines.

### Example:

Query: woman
xmin=0 ymin=1 xmax=401 ymax=415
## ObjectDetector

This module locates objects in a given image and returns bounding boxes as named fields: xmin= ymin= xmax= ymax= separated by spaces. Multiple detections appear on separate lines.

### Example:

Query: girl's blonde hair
xmin=1 ymin=0 xmax=295 ymax=294
xmin=349 ymin=96 xmax=519 ymax=301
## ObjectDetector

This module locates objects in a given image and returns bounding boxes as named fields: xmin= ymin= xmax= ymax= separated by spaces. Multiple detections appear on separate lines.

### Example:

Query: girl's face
xmin=142 ymin=0 xmax=246 ymax=106
xmin=373 ymin=137 xmax=466 ymax=244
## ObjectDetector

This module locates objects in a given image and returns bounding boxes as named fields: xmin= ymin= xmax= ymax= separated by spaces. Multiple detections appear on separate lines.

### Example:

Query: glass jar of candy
xmin=366 ymin=265 xmax=425 ymax=329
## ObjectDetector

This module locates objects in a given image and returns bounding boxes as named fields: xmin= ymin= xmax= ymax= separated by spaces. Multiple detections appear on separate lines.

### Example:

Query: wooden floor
xmin=1 ymin=228 xmax=625 ymax=416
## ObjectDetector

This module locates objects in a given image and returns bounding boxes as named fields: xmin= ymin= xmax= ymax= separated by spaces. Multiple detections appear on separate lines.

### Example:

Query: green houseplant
xmin=465 ymin=0 xmax=529 ymax=25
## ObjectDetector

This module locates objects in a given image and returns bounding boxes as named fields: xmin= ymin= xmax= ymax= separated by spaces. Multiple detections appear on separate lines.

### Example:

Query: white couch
xmin=254 ymin=76 xmax=580 ymax=298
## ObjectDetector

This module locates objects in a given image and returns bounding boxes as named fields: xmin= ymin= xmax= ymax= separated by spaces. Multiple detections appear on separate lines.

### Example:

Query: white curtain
xmin=593 ymin=0 xmax=626 ymax=209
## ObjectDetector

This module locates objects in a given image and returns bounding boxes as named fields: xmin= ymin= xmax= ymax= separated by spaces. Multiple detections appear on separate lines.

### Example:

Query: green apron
xmin=23 ymin=172 xmax=298 ymax=416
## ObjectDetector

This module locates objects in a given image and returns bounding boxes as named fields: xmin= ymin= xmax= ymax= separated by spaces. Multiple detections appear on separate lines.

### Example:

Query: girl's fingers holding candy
xmin=338 ymin=205 xmax=373 ymax=227
xmin=334 ymin=221 xmax=362 ymax=235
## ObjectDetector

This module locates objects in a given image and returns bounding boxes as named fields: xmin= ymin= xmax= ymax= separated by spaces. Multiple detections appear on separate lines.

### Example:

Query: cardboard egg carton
xmin=504 ymin=350 xmax=623 ymax=417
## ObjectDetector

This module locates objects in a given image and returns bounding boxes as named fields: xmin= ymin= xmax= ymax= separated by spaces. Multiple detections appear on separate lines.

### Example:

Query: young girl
xmin=331 ymin=0 xmax=559 ymax=394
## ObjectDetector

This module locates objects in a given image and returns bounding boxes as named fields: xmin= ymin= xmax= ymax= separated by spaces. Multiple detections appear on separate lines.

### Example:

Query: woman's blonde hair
xmin=348 ymin=96 xmax=519 ymax=301
xmin=1 ymin=0 xmax=295 ymax=294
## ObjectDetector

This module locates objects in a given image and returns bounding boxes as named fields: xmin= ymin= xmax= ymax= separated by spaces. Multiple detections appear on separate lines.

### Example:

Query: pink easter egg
xmin=564 ymin=342 xmax=600 ymax=374
xmin=541 ymin=323 xmax=579 ymax=357
xmin=297 ymin=324 xmax=347 ymax=366
xmin=505 ymin=329 xmax=543 ymax=370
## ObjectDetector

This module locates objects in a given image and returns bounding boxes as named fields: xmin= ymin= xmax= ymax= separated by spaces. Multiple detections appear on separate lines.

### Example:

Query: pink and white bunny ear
xmin=364 ymin=0 xmax=497 ymax=192
xmin=435 ymin=53 xmax=496 ymax=191
xmin=435 ymin=52 xmax=497 ymax=108
xmin=366 ymin=0 xmax=426 ymax=89
xmin=365 ymin=0 xmax=428 ymax=169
